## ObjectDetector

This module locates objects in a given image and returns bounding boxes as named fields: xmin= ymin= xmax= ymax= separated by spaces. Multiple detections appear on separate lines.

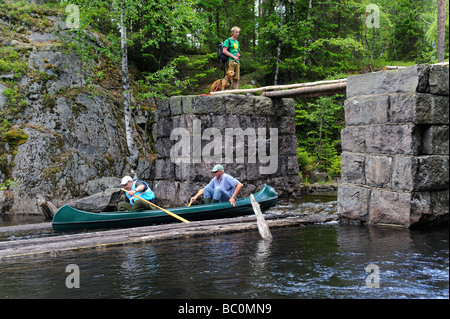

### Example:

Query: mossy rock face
xmin=2 ymin=128 xmax=28 ymax=146
xmin=1 ymin=2 xmax=157 ymax=215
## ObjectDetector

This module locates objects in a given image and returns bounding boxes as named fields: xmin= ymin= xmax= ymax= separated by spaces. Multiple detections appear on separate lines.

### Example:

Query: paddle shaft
xmin=121 ymin=188 xmax=190 ymax=223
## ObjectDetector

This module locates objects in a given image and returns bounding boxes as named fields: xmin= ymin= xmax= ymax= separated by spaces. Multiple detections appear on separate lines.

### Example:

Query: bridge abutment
xmin=146 ymin=95 xmax=302 ymax=207
xmin=338 ymin=64 xmax=449 ymax=227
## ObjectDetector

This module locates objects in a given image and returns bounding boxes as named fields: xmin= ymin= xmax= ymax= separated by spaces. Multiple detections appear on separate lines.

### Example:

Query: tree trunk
xmin=437 ymin=0 xmax=446 ymax=63
xmin=371 ymin=28 xmax=375 ymax=60
xmin=302 ymin=0 xmax=313 ymax=65
xmin=120 ymin=9 xmax=139 ymax=177
xmin=274 ymin=40 xmax=281 ymax=85
xmin=274 ymin=1 xmax=284 ymax=85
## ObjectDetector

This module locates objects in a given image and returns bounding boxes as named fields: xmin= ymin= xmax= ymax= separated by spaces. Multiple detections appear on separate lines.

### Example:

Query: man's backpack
xmin=217 ymin=38 xmax=231 ymax=65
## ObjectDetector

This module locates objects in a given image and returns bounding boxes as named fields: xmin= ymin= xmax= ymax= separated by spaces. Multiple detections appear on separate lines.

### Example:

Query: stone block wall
xmin=142 ymin=94 xmax=301 ymax=207
xmin=338 ymin=64 xmax=449 ymax=227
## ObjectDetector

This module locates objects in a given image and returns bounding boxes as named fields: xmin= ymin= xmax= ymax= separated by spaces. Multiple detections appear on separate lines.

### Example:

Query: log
xmin=382 ymin=62 xmax=448 ymax=70
xmin=250 ymin=194 xmax=272 ymax=241
xmin=262 ymin=82 xmax=347 ymax=98
xmin=383 ymin=66 xmax=407 ymax=70
xmin=432 ymin=62 xmax=449 ymax=66
xmin=0 ymin=213 xmax=337 ymax=260
xmin=210 ymin=78 xmax=347 ymax=95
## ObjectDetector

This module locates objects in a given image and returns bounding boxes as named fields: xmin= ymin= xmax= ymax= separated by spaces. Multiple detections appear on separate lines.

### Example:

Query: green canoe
xmin=52 ymin=185 xmax=278 ymax=232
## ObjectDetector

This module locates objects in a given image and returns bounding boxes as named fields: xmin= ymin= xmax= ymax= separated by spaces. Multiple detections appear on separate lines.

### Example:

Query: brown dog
xmin=210 ymin=71 xmax=235 ymax=92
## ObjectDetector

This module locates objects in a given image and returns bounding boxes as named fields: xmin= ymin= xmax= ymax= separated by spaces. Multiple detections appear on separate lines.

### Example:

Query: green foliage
xmin=0 ymin=179 xmax=20 ymax=191
xmin=305 ymin=37 xmax=365 ymax=79
xmin=60 ymin=0 xmax=206 ymax=98
xmin=0 ymin=0 xmax=57 ymax=30
xmin=295 ymin=95 xmax=345 ymax=178
xmin=139 ymin=0 xmax=205 ymax=52
xmin=0 ymin=47 xmax=27 ymax=79
xmin=297 ymin=147 xmax=313 ymax=175
xmin=56 ymin=0 xmax=447 ymax=97
xmin=2 ymin=128 xmax=28 ymax=146
xmin=138 ymin=56 xmax=192 ymax=99
xmin=327 ymin=154 xmax=341 ymax=180
xmin=360 ymin=0 xmax=449 ymax=63
xmin=1 ymin=85 xmax=28 ymax=111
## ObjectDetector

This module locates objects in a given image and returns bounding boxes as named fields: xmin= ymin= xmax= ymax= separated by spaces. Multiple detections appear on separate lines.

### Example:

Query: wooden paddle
xmin=121 ymin=188 xmax=190 ymax=223
xmin=250 ymin=194 xmax=272 ymax=241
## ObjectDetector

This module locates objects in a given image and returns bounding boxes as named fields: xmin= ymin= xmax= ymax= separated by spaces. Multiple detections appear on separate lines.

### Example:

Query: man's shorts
xmin=226 ymin=60 xmax=240 ymax=80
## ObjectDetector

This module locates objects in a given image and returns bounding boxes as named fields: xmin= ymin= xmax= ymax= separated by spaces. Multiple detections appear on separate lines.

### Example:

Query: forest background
xmin=2 ymin=0 xmax=449 ymax=183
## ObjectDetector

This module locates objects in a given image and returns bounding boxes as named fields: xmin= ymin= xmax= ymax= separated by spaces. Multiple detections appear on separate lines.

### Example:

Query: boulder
xmin=84 ymin=177 xmax=122 ymax=195
xmin=67 ymin=188 xmax=123 ymax=213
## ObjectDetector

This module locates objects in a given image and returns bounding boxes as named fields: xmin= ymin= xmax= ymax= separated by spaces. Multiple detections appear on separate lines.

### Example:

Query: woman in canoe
xmin=118 ymin=176 xmax=157 ymax=211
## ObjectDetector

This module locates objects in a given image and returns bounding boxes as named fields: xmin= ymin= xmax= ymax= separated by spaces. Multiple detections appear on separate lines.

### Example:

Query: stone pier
xmin=142 ymin=95 xmax=301 ymax=207
xmin=338 ymin=64 xmax=449 ymax=227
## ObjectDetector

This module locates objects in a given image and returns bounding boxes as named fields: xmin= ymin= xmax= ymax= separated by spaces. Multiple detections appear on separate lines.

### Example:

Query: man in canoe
xmin=190 ymin=164 xmax=243 ymax=207
xmin=118 ymin=176 xmax=157 ymax=211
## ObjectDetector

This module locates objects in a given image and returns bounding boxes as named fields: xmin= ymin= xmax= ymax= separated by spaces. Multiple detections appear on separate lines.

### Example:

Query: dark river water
xmin=0 ymin=193 xmax=448 ymax=299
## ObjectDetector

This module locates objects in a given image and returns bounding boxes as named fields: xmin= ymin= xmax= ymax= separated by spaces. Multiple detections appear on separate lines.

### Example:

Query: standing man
xmin=190 ymin=164 xmax=243 ymax=207
xmin=118 ymin=176 xmax=156 ymax=211
xmin=222 ymin=26 xmax=241 ymax=90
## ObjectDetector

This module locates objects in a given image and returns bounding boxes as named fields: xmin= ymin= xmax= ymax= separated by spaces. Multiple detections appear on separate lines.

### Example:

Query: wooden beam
xmin=383 ymin=66 xmax=407 ymax=70
xmin=262 ymin=82 xmax=347 ymax=98
xmin=210 ymin=78 xmax=347 ymax=95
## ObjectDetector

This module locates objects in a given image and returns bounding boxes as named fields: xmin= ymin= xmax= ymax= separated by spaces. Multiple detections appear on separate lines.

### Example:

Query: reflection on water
xmin=0 ymin=214 xmax=46 ymax=227
xmin=0 ymin=224 xmax=448 ymax=299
